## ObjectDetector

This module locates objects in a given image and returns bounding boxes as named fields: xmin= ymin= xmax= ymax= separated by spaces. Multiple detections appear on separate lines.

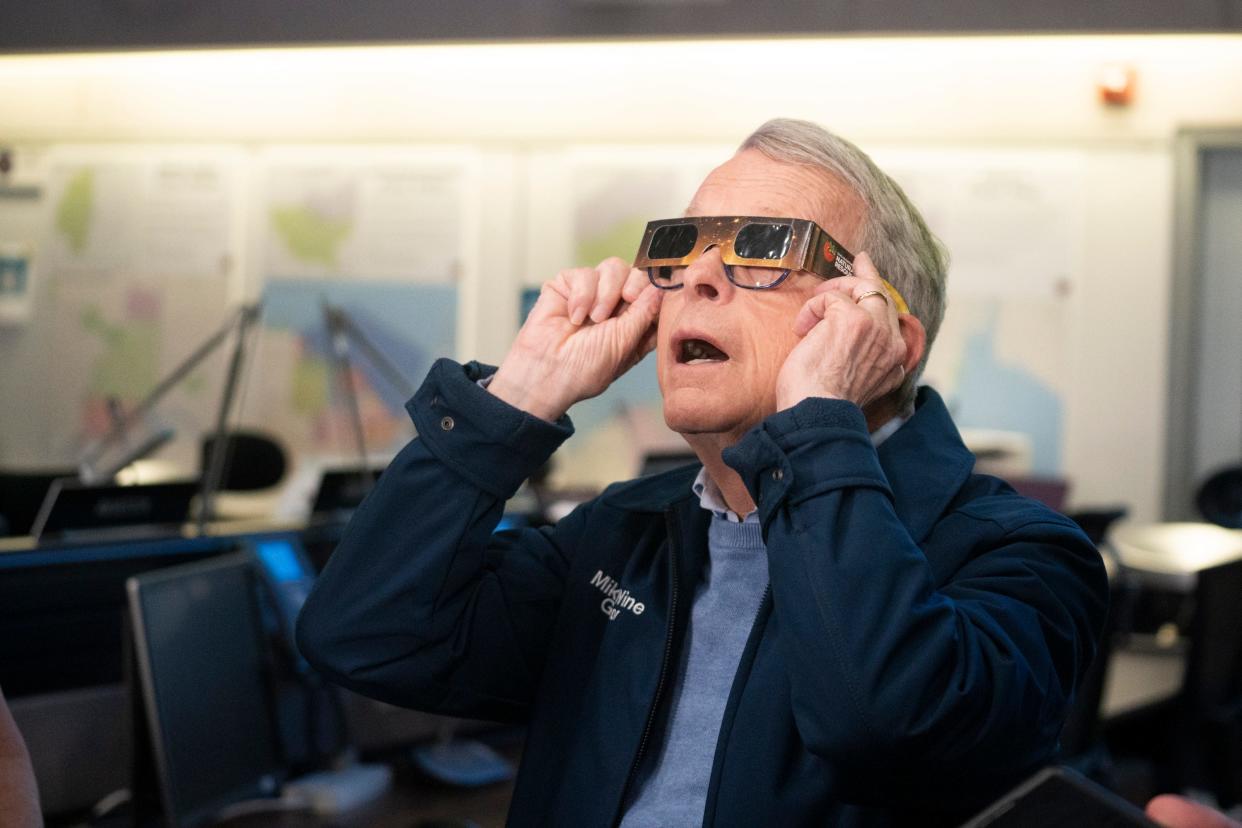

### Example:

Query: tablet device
xmin=959 ymin=766 xmax=1159 ymax=828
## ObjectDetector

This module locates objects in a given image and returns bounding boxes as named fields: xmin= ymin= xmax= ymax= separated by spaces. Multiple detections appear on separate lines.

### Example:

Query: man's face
xmin=656 ymin=149 xmax=866 ymax=440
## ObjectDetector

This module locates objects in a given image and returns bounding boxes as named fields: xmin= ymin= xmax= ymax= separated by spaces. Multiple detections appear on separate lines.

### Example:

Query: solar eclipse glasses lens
xmin=634 ymin=215 xmax=908 ymax=313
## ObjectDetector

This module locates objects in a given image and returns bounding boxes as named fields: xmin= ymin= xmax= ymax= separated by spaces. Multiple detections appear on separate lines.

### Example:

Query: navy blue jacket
xmin=296 ymin=358 xmax=1108 ymax=826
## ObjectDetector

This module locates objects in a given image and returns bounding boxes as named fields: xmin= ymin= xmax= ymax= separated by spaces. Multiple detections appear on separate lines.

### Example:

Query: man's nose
xmin=681 ymin=245 xmax=732 ymax=301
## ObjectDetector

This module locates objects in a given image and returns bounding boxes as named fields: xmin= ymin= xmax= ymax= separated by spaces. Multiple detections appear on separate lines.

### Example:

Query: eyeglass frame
xmin=633 ymin=215 xmax=909 ymax=314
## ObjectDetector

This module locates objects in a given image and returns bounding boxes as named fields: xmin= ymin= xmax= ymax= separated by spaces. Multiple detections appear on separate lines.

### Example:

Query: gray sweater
xmin=620 ymin=509 xmax=768 ymax=827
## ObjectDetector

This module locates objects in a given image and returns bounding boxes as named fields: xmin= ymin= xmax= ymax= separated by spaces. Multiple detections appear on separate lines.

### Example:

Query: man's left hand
xmin=775 ymin=252 xmax=922 ymax=413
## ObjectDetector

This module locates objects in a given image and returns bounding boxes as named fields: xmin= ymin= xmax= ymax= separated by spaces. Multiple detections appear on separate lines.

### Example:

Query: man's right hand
xmin=488 ymin=258 xmax=663 ymax=422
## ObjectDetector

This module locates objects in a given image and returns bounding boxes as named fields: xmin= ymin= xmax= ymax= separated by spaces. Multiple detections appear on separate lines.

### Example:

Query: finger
xmin=590 ymin=258 xmax=629 ymax=323
xmin=792 ymin=293 xmax=827 ymax=337
xmin=526 ymin=278 xmax=569 ymax=324
xmin=853 ymin=252 xmax=908 ymax=317
xmin=565 ymin=268 xmax=597 ymax=326
xmin=815 ymin=273 xmax=886 ymax=304
xmin=637 ymin=325 xmax=659 ymax=359
xmin=813 ymin=274 xmax=867 ymax=296
xmin=853 ymin=250 xmax=881 ymax=281
xmin=620 ymin=266 xmax=650 ymax=304
xmin=791 ymin=290 xmax=853 ymax=337
xmin=621 ymin=312 xmax=662 ymax=374
xmin=616 ymin=283 xmax=663 ymax=346
xmin=814 ymin=276 xmax=894 ymax=320
xmin=855 ymin=289 xmax=894 ymax=316
xmin=816 ymin=255 xmax=887 ymax=297
xmin=819 ymin=256 xmax=897 ymax=326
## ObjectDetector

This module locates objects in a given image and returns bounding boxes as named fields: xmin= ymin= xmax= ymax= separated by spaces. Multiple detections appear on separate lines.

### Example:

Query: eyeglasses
xmin=633 ymin=215 xmax=909 ymax=313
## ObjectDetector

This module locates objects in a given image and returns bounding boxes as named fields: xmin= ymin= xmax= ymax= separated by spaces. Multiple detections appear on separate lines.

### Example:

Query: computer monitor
xmin=246 ymin=533 xmax=316 ymax=671
xmin=0 ymin=535 xmax=242 ymax=816
xmin=0 ymin=536 xmax=241 ymax=699
xmin=127 ymin=553 xmax=285 ymax=827
xmin=30 ymin=479 xmax=199 ymax=542
xmin=0 ymin=468 xmax=75 ymax=537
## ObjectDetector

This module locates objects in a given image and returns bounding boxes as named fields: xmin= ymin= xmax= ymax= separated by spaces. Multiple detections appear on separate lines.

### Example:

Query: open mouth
xmin=677 ymin=337 xmax=729 ymax=365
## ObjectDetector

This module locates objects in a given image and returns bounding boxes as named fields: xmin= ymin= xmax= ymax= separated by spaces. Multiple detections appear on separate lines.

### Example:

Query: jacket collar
xmin=875 ymin=386 xmax=977 ymax=543
xmin=601 ymin=386 xmax=976 ymax=543
xmin=600 ymin=463 xmax=702 ymax=513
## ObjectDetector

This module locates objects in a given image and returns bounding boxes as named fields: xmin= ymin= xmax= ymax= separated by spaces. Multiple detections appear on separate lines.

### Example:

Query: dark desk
xmin=329 ymin=758 xmax=518 ymax=828
xmin=45 ymin=737 xmax=523 ymax=828
xmin=4 ymin=518 xmax=497 ymax=823
xmin=229 ymin=738 xmax=521 ymax=828
xmin=1101 ymin=637 xmax=1186 ymax=719
xmin=223 ymin=765 xmax=517 ymax=828
xmin=0 ymin=516 xmax=313 ymax=554
xmin=1108 ymin=521 xmax=1242 ymax=589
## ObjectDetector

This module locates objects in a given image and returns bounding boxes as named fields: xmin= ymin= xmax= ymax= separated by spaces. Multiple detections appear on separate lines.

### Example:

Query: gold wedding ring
xmin=854 ymin=289 xmax=888 ymax=306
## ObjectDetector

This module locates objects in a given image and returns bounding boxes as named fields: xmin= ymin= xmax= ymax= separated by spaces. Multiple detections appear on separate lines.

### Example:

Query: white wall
xmin=2 ymin=36 xmax=1241 ymax=144
xmin=2 ymin=34 xmax=1241 ymax=520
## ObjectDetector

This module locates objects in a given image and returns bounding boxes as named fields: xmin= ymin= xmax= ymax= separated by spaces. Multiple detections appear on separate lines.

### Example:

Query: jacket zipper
xmin=613 ymin=508 xmax=682 ymax=826
xmin=752 ymin=583 xmax=772 ymax=632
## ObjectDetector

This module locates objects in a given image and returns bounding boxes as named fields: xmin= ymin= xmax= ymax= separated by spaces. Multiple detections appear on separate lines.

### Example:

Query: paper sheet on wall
xmin=45 ymin=157 xmax=234 ymax=280
xmin=251 ymin=149 xmax=475 ymax=461
xmin=874 ymin=148 xmax=1087 ymax=475
xmin=237 ymin=278 xmax=454 ymax=460
xmin=530 ymin=148 xmax=726 ymax=489
xmin=15 ymin=147 xmax=244 ymax=469
xmin=875 ymin=149 xmax=1087 ymax=299
xmin=262 ymin=158 xmax=465 ymax=283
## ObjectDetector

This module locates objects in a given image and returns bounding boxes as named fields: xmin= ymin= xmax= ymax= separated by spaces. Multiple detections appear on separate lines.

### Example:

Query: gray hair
xmin=740 ymin=118 xmax=948 ymax=411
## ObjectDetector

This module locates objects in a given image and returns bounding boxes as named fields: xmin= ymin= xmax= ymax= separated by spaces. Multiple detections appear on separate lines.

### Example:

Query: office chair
xmin=1197 ymin=465 xmax=1242 ymax=530
xmin=1059 ymin=506 xmax=1130 ymax=759
xmin=1059 ymin=542 xmax=1136 ymax=790
xmin=1174 ymin=557 xmax=1242 ymax=806
xmin=199 ymin=431 xmax=288 ymax=492
xmin=1068 ymin=508 xmax=1130 ymax=547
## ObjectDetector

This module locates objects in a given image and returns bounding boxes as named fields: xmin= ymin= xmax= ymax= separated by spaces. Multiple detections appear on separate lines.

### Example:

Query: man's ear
xmin=898 ymin=313 xmax=926 ymax=376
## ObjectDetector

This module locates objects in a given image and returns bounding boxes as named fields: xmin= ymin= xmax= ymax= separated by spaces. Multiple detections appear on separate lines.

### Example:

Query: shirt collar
xmin=692 ymin=412 xmax=909 ymax=523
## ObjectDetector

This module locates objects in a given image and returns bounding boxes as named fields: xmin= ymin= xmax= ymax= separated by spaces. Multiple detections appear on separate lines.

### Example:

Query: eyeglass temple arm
xmin=807 ymin=226 xmax=910 ymax=314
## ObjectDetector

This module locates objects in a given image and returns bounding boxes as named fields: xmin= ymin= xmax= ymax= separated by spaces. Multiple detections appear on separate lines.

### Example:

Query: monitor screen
xmin=0 ymin=468 xmax=75 ymax=537
xmin=127 ymin=553 xmax=283 ymax=827
xmin=31 ymin=479 xmax=199 ymax=541
xmin=0 ymin=536 xmax=240 ymax=699
xmin=246 ymin=533 xmax=315 ymax=669
xmin=253 ymin=536 xmax=308 ymax=584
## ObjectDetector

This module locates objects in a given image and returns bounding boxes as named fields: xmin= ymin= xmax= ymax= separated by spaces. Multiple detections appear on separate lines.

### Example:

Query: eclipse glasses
xmin=633 ymin=215 xmax=909 ymax=313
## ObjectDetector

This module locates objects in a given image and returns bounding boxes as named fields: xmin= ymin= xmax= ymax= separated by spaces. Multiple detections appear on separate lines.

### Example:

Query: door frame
xmin=1164 ymin=127 xmax=1242 ymax=519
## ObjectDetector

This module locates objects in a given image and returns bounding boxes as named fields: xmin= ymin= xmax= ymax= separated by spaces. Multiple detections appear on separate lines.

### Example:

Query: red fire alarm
xmin=1098 ymin=64 xmax=1136 ymax=107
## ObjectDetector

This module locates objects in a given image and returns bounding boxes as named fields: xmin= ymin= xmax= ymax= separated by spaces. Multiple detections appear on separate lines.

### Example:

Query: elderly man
xmin=297 ymin=118 xmax=1107 ymax=826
